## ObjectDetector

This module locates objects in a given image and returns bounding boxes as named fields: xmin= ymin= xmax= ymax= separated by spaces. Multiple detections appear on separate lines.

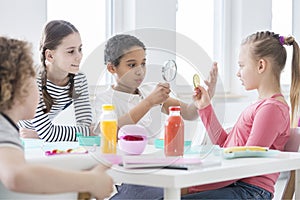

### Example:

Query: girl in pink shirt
xmin=186 ymin=31 xmax=300 ymax=199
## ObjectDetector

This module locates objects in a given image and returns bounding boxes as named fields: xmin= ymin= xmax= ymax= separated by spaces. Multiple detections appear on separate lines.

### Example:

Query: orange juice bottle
xmin=164 ymin=106 xmax=184 ymax=156
xmin=100 ymin=104 xmax=117 ymax=154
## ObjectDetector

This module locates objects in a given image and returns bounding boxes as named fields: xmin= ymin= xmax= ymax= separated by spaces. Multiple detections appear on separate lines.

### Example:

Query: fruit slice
xmin=223 ymin=146 xmax=268 ymax=154
xmin=193 ymin=74 xmax=201 ymax=88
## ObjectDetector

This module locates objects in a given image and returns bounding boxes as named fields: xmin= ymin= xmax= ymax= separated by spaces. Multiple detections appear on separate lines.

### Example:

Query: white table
xmin=106 ymin=151 xmax=300 ymax=200
xmin=23 ymin=140 xmax=300 ymax=200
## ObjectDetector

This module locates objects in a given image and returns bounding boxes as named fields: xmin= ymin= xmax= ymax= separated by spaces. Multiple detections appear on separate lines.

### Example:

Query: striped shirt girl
xmin=18 ymin=72 xmax=92 ymax=142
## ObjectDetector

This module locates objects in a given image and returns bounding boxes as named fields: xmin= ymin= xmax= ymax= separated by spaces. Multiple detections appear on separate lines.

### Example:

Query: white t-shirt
xmin=94 ymin=83 xmax=165 ymax=143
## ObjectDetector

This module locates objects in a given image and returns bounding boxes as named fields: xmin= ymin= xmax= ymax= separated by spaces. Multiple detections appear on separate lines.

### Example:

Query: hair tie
xmin=42 ymin=85 xmax=47 ymax=90
xmin=279 ymin=36 xmax=285 ymax=45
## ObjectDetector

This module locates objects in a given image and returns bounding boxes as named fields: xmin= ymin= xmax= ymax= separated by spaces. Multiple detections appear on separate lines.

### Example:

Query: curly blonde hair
xmin=0 ymin=36 xmax=36 ymax=111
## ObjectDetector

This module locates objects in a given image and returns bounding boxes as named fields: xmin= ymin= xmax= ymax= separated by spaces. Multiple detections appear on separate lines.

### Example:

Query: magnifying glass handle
xmin=162 ymin=60 xmax=177 ymax=97
xmin=168 ymin=86 xmax=177 ymax=97
xmin=161 ymin=82 xmax=177 ymax=98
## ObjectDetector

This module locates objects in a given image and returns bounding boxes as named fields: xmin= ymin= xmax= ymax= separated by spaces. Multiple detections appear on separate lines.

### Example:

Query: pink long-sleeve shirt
xmin=188 ymin=95 xmax=290 ymax=195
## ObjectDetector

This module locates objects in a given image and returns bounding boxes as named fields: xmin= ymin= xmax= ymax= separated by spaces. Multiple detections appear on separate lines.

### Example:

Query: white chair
xmin=0 ymin=183 xmax=77 ymax=200
xmin=281 ymin=127 xmax=300 ymax=200
xmin=284 ymin=128 xmax=300 ymax=152
xmin=0 ymin=183 xmax=90 ymax=200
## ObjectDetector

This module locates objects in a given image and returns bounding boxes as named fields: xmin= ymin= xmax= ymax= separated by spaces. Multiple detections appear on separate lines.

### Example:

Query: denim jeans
xmin=182 ymin=181 xmax=272 ymax=200
xmin=109 ymin=181 xmax=272 ymax=200
xmin=110 ymin=184 xmax=163 ymax=200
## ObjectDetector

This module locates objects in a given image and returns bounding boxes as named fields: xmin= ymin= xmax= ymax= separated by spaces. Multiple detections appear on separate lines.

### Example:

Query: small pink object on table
xmin=45 ymin=146 xmax=88 ymax=156
xmin=118 ymin=124 xmax=148 ymax=155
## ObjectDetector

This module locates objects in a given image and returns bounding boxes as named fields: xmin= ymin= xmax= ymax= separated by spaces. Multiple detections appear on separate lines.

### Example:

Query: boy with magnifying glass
xmin=94 ymin=34 xmax=218 ymax=144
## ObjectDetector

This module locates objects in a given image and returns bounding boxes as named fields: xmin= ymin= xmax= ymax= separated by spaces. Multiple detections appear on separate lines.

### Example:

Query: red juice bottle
xmin=164 ymin=106 xmax=184 ymax=156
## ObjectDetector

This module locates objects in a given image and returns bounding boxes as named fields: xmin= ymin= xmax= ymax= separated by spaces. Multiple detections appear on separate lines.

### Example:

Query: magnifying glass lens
xmin=162 ymin=60 xmax=177 ymax=82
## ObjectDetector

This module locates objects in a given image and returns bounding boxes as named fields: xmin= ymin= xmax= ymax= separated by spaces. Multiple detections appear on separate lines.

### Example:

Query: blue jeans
xmin=182 ymin=181 xmax=272 ymax=199
xmin=110 ymin=184 xmax=163 ymax=200
xmin=109 ymin=181 xmax=272 ymax=200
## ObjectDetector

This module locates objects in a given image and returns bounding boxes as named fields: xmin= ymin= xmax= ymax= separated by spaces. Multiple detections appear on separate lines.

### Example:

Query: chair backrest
xmin=281 ymin=127 xmax=300 ymax=200
xmin=284 ymin=127 xmax=300 ymax=152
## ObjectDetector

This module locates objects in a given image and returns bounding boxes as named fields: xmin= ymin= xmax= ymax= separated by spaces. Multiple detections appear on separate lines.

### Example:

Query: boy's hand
xmin=145 ymin=83 xmax=170 ymax=106
xmin=90 ymin=164 xmax=114 ymax=199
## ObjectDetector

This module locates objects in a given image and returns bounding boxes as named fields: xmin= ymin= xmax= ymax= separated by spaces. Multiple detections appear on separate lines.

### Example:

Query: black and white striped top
xmin=18 ymin=72 xmax=92 ymax=142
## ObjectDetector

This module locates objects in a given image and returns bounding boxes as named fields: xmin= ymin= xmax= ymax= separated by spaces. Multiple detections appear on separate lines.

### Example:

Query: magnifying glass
xmin=162 ymin=60 xmax=177 ymax=82
xmin=162 ymin=60 xmax=177 ymax=97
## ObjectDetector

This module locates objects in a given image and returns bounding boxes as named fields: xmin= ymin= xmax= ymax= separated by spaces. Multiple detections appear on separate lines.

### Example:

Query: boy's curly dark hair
xmin=104 ymin=34 xmax=146 ymax=66
xmin=0 ymin=36 xmax=35 ymax=111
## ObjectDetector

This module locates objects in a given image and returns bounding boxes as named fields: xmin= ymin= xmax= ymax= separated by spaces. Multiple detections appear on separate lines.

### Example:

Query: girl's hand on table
xmin=89 ymin=124 xmax=99 ymax=136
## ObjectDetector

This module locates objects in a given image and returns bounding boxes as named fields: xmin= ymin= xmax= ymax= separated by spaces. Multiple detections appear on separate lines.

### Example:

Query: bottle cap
xmin=102 ymin=104 xmax=115 ymax=111
xmin=169 ymin=106 xmax=180 ymax=111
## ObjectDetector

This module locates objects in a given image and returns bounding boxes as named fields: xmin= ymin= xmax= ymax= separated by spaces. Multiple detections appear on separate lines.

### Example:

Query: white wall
xmin=110 ymin=0 xmax=177 ymax=84
xmin=214 ymin=0 xmax=272 ymax=125
xmin=293 ymin=0 xmax=300 ymax=39
xmin=0 ymin=0 xmax=47 ymax=63
xmin=111 ymin=0 xmax=176 ymax=33
xmin=228 ymin=0 xmax=272 ymax=96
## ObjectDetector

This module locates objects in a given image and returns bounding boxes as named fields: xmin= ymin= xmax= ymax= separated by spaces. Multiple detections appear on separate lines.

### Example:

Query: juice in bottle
xmin=100 ymin=104 xmax=117 ymax=154
xmin=164 ymin=106 xmax=184 ymax=156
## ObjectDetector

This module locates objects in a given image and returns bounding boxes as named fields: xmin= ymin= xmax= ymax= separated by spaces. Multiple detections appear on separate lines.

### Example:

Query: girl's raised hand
xmin=204 ymin=62 xmax=218 ymax=98
xmin=193 ymin=85 xmax=211 ymax=110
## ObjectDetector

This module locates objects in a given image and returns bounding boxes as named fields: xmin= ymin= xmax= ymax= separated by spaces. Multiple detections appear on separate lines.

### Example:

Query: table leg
xmin=77 ymin=192 xmax=91 ymax=200
xmin=164 ymin=188 xmax=180 ymax=200
xmin=296 ymin=169 xmax=300 ymax=199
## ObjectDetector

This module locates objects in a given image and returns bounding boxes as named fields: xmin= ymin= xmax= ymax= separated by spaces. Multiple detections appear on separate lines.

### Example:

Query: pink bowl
xmin=118 ymin=125 xmax=148 ymax=155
